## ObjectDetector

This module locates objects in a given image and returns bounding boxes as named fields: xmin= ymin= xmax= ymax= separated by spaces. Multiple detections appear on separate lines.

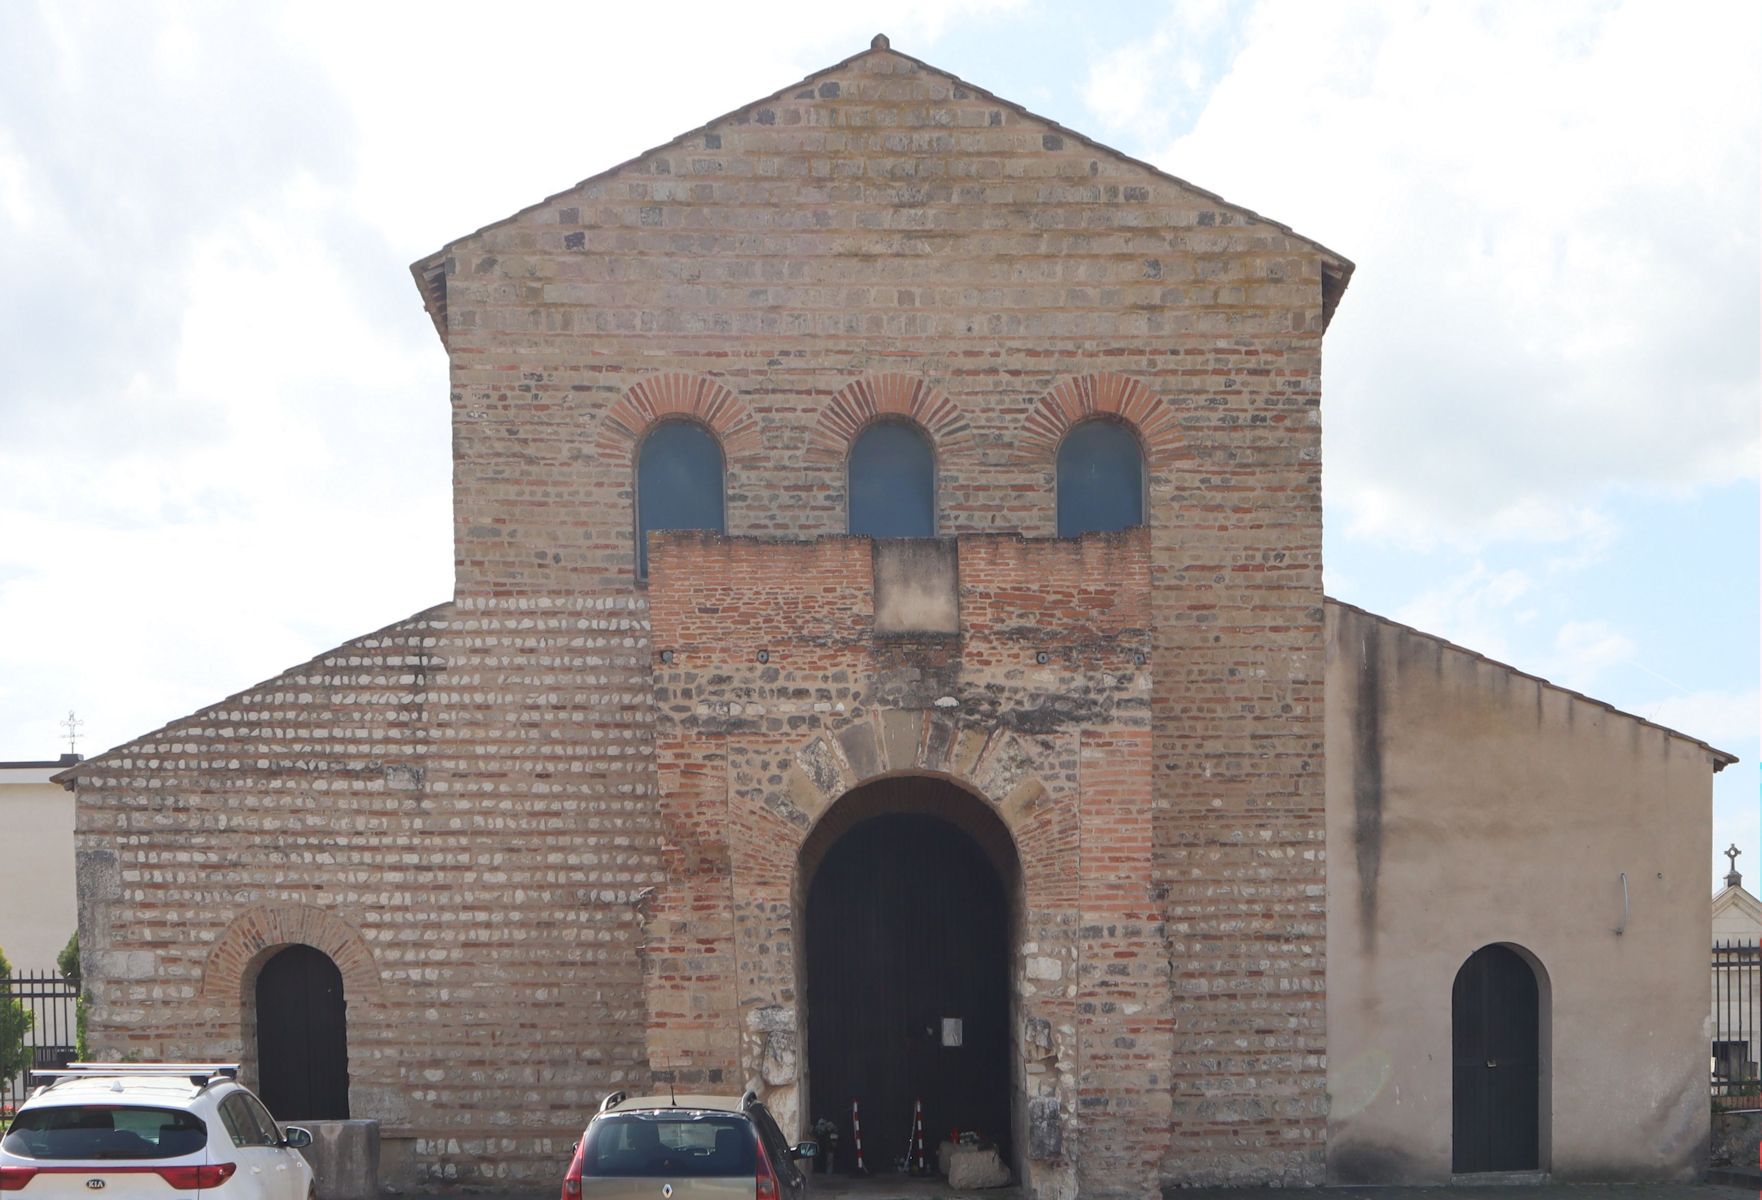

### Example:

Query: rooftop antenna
xmin=60 ymin=709 xmax=83 ymax=757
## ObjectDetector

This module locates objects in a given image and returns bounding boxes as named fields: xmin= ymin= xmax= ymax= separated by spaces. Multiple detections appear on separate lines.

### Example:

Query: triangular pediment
xmin=411 ymin=36 xmax=1352 ymax=345
xmin=1714 ymin=882 xmax=1762 ymax=932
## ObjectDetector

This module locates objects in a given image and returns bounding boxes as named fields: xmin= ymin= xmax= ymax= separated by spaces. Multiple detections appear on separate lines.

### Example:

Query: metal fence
xmin=1 ymin=971 xmax=79 ymax=1118
xmin=1713 ymin=940 xmax=1761 ymax=1111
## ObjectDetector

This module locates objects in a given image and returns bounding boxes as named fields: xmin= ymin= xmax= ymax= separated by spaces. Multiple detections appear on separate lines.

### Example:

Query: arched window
xmin=848 ymin=421 xmax=935 ymax=538
xmin=1056 ymin=419 xmax=1144 ymax=537
xmin=636 ymin=420 xmax=725 ymax=579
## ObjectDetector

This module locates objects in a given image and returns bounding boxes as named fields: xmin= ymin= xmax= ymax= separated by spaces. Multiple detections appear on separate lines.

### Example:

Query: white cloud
xmin=1641 ymin=688 xmax=1761 ymax=750
xmin=1545 ymin=618 xmax=1636 ymax=688
xmin=0 ymin=0 xmax=1027 ymax=759
xmin=1391 ymin=563 xmax=1533 ymax=662
xmin=1093 ymin=0 xmax=1760 ymax=551
xmin=1081 ymin=0 xmax=1236 ymax=147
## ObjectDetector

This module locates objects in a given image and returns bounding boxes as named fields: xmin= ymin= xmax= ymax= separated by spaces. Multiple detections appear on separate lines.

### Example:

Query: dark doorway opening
xmin=804 ymin=784 xmax=1014 ymax=1174
xmin=1452 ymin=944 xmax=1541 ymax=1173
xmin=256 ymin=944 xmax=350 ymax=1120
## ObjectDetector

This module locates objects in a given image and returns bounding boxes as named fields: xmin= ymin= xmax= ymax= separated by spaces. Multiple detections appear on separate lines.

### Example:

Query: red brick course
xmin=70 ymin=40 xmax=1337 ymax=1195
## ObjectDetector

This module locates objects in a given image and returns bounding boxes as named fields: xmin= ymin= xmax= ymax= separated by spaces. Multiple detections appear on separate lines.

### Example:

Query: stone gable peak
xmin=411 ymin=37 xmax=1353 ymax=344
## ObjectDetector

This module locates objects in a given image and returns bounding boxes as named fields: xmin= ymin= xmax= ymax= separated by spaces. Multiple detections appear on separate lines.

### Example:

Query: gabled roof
xmin=410 ymin=34 xmax=1354 ymax=348
xmin=1326 ymin=597 xmax=1740 ymax=771
xmin=1713 ymin=882 xmax=1762 ymax=924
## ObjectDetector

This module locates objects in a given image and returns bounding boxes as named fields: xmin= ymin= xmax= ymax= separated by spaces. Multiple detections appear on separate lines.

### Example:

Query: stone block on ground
xmin=946 ymin=1145 xmax=1010 ymax=1189
xmin=293 ymin=1119 xmax=380 ymax=1200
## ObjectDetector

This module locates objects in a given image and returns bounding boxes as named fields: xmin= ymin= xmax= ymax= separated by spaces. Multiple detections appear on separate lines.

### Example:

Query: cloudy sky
xmin=2 ymin=0 xmax=1756 ymax=889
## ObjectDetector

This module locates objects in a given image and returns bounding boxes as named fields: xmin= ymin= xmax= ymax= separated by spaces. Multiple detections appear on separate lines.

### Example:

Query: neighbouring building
xmin=1 ymin=756 xmax=79 ymax=972
xmin=1712 ymin=853 xmax=1760 ymax=1098
xmin=56 ymin=39 xmax=1734 ymax=1195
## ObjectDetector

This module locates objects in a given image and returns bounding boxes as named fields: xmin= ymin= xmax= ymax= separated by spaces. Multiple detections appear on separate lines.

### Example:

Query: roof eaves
xmin=1325 ymin=596 xmax=1740 ymax=770
xmin=411 ymin=256 xmax=450 ymax=349
xmin=407 ymin=37 xmax=1357 ymax=341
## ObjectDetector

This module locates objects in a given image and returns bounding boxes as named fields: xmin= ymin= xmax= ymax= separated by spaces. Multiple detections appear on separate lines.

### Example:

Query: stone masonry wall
xmin=74 ymin=38 xmax=1335 ymax=1197
xmin=434 ymin=43 xmax=1331 ymax=1186
xmin=73 ymin=598 xmax=661 ymax=1188
xmin=643 ymin=529 xmax=1163 ymax=1200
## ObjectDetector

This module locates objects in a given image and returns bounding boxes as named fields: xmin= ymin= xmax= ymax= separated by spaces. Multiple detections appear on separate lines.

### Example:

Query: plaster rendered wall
xmin=0 ymin=767 xmax=76 ymax=971
xmin=1325 ymin=602 xmax=1719 ymax=1183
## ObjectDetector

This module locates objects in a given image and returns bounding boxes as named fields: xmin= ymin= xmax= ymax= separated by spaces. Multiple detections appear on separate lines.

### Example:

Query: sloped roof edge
xmin=52 ymin=600 xmax=455 ymax=788
xmin=410 ymin=36 xmax=1356 ymax=348
xmin=1327 ymin=596 xmax=1739 ymax=770
xmin=1714 ymin=883 xmax=1762 ymax=918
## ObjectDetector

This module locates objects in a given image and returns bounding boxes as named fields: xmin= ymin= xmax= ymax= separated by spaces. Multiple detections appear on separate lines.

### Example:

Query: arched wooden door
xmin=1452 ymin=945 xmax=1539 ymax=1173
xmin=805 ymin=799 xmax=1012 ymax=1168
xmin=256 ymin=944 xmax=350 ymax=1120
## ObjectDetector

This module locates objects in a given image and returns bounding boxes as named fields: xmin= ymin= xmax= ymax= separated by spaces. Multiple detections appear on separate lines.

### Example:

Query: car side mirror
xmin=283 ymin=1127 xmax=314 ymax=1150
xmin=790 ymin=1141 xmax=818 ymax=1159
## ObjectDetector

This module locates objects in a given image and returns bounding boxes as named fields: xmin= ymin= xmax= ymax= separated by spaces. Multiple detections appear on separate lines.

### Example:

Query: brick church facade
xmin=62 ymin=40 xmax=1731 ymax=1196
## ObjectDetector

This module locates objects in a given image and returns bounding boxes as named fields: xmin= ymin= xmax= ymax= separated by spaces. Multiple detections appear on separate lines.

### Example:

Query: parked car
xmin=0 ymin=1063 xmax=315 ymax=1200
xmin=562 ymin=1091 xmax=817 ymax=1200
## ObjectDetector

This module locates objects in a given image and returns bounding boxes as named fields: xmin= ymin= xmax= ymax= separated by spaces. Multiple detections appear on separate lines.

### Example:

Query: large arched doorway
xmin=801 ymin=777 xmax=1017 ymax=1174
xmin=256 ymin=944 xmax=350 ymax=1120
xmin=1452 ymin=944 xmax=1545 ymax=1173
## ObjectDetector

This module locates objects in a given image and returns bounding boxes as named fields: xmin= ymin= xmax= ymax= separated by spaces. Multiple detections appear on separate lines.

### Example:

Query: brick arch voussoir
xmin=1016 ymin=371 xmax=1180 ymax=464
xmin=805 ymin=374 xmax=972 ymax=465
xmin=200 ymin=904 xmax=383 ymax=1006
xmin=789 ymin=709 xmax=1052 ymax=858
xmin=595 ymin=372 xmax=761 ymax=461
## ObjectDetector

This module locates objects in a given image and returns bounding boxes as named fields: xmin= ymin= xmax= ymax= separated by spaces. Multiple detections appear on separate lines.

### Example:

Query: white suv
xmin=0 ymin=1064 xmax=315 ymax=1200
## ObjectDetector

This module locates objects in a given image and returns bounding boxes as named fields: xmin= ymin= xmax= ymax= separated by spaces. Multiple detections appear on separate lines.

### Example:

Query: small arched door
xmin=256 ymin=944 xmax=350 ymax=1120
xmin=1452 ymin=944 xmax=1540 ymax=1172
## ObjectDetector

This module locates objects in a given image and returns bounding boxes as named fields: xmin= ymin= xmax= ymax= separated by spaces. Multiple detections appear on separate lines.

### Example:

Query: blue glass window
xmin=848 ymin=422 xmax=935 ymax=538
xmin=637 ymin=420 xmax=725 ymax=578
xmin=1056 ymin=419 xmax=1144 ymax=537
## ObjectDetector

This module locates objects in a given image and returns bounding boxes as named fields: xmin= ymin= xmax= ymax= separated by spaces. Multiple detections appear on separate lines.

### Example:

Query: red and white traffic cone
xmin=911 ymin=1098 xmax=927 ymax=1176
xmin=850 ymin=1098 xmax=869 ymax=1176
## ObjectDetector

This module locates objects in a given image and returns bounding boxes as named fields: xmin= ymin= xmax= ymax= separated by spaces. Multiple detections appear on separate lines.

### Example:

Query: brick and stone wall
xmin=643 ymin=529 xmax=1160 ymax=1199
xmin=430 ymin=43 xmax=1334 ymax=1183
xmin=71 ymin=40 xmax=1340 ymax=1195
xmin=71 ymin=599 xmax=662 ymax=1186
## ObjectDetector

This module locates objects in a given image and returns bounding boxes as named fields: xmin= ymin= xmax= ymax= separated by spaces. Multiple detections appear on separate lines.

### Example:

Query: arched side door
xmin=256 ymin=944 xmax=350 ymax=1121
xmin=1452 ymin=944 xmax=1540 ymax=1173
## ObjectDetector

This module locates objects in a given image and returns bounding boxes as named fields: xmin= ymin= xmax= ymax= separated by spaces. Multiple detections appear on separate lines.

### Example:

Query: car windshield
xmin=583 ymin=1113 xmax=755 ymax=1177
xmin=1 ymin=1105 xmax=208 ymax=1161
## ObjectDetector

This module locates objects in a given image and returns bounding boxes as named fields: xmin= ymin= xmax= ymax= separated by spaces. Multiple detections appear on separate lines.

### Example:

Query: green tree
xmin=0 ymin=945 xmax=35 ymax=1092
xmin=59 ymin=933 xmax=88 ymax=1061
xmin=57 ymin=933 xmax=80 ymax=991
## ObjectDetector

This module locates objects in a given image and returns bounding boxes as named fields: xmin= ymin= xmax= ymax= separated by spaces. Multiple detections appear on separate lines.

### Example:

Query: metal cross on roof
xmin=1726 ymin=843 xmax=1743 ymax=888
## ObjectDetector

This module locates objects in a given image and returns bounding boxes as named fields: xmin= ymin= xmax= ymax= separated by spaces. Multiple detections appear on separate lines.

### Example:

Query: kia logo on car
xmin=85 ymin=1180 xmax=105 ymax=1190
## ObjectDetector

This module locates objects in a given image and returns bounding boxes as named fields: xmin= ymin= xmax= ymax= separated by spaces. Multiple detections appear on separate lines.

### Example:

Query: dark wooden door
xmin=256 ymin=944 xmax=350 ymax=1120
xmin=1452 ymin=944 xmax=1539 ymax=1172
xmin=806 ymin=811 xmax=1010 ymax=1171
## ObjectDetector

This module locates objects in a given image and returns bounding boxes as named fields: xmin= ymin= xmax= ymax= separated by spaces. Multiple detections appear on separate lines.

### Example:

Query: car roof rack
xmin=740 ymin=1090 xmax=757 ymax=1110
xmin=32 ymin=1063 xmax=240 ymax=1089
xmin=599 ymin=1090 xmax=627 ymax=1114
